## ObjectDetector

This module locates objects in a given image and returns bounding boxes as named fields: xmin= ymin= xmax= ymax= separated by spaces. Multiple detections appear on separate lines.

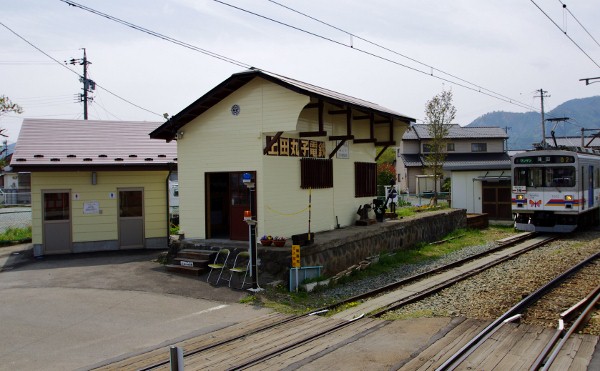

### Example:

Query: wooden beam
xmin=304 ymin=103 xmax=320 ymax=109
xmin=299 ymin=100 xmax=326 ymax=137
xmin=388 ymin=117 xmax=394 ymax=143
xmin=328 ymin=109 xmax=347 ymax=115
xmin=369 ymin=112 xmax=375 ymax=140
xmin=263 ymin=131 xmax=283 ymax=155
xmin=329 ymin=138 xmax=348 ymax=159
xmin=346 ymin=106 xmax=352 ymax=137
xmin=353 ymin=138 xmax=377 ymax=144
xmin=299 ymin=131 xmax=327 ymax=138
xmin=329 ymin=135 xmax=354 ymax=141
xmin=376 ymin=144 xmax=391 ymax=161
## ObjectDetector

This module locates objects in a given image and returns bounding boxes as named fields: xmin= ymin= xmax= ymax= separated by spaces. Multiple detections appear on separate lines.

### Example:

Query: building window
xmin=423 ymin=144 xmax=433 ymax=153
xmin=447 ymin=143 xmax=455 ymax=152
xmin=354 ymin=162 xmax=377 ymax=197
xmin=471 ymin=143 xmax=487 ymax=152
xmin=300 ymin=158 xmax=333 ymax=189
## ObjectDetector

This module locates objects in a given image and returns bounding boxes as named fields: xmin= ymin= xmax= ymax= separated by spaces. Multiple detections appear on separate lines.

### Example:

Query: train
xmin=512 ymin=148 xmax=600 ymax=232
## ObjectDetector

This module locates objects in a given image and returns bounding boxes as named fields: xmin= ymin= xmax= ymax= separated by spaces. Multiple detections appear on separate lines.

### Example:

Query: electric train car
xmin=512 ymin=148 xmax=600 ymax=232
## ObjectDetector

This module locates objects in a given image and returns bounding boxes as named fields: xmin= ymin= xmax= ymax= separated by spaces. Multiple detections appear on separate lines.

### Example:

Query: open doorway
xmin=206 ymin=171 xmax=256 ymax=240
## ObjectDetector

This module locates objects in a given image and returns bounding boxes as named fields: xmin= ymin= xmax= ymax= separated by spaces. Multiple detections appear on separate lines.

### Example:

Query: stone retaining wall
xmin=259 ymin=208 xmax=467 ymax=279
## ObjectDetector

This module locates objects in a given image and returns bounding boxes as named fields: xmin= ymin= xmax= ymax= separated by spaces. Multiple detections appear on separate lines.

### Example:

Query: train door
xmin=589 ymin=165 xmax=594 ymax=208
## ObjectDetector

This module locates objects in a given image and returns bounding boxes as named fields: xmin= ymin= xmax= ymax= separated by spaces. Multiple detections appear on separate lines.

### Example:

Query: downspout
xmin=166 ymin=163 xmax=174 ymax=248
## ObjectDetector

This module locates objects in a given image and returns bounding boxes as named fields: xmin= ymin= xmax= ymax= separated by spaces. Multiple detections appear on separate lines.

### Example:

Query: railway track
xmin=97 ymin=232 xmax=571 ymax=370
xmin=434 ymin=251 xmax=600 ymax=371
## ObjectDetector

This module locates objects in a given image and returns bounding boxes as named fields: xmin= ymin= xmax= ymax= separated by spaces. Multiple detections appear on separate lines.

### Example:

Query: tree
xmin=0 ymin=95 xmax=23 ymax=117
xmin=0 ymin=95 xmax=22 ymax=164
xmin=423 ymin=90 xmax=456 ymax=205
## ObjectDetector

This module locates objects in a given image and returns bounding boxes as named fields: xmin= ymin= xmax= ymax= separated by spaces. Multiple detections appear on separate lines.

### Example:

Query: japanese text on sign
xmin=266 ymin=136 xmax=325 ymax=158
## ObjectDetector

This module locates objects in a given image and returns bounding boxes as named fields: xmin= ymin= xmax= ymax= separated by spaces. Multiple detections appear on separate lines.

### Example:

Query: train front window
xmin=513 ymin=167 xmax=575 ymax=188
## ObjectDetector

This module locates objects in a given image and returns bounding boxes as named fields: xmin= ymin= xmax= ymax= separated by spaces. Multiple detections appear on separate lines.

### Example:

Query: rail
xmin=436 ymin=251 xmax=600 ymax=371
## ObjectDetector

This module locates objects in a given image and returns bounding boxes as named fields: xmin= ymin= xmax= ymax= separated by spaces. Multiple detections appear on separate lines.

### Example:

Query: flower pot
xmin=260 ymin=240 xmax=272 ymax=246
xmin=273 ymin=240 xmax=286 ymax=247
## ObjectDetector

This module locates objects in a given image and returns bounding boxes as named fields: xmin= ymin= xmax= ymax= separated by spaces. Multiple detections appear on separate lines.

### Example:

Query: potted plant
xmin=273 ymin=236 xmax=286 ymax=247
xmin=260 ymin=235 xmax=273 ymax=246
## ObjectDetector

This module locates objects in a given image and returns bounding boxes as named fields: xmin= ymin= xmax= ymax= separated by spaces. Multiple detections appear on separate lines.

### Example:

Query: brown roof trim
xmin=150 ymin=69 xmax=415 ymax=141
xmin=11 ymin=163 xmax=176 ymax=172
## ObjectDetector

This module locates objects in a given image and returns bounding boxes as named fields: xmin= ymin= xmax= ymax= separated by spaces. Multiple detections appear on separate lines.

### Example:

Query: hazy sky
xmin=1 ymin=0 xmax=600 ymax=143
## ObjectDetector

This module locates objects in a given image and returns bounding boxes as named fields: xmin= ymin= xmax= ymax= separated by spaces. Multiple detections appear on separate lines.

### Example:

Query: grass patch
xmin=0 ymin=226 xmax=32 ymax=244
xmin=255 ymin=225 xmax=515 ymax=314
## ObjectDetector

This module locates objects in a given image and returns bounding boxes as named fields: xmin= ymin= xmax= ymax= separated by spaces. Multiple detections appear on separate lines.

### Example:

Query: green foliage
xmin=441 ymin=178 xmax=451 ymax=192
xmin=250 ymin=225 xmax=515 ymax=314
xmin=377 ymin=162 xmax=395 ymax=187
xmin=169 ymin=223 xmax=179 ymax=235
xmin=0 ymin=95 xmax=23 ymax=116
xmin=375 ymin=146 xmax=396 ymax=164
xmin=0 ymin=226 xmax=32 ymax=244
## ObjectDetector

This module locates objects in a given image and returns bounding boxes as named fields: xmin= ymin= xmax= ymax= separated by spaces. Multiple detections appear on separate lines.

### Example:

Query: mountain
xmin=467 ymin=96 xmax=600 ymax=150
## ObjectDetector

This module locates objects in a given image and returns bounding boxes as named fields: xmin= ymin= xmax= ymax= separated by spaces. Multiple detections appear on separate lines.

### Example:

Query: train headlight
xmin=565 ymin=195 xmax=573 ymax=201
xmin=516 ymin=194 xmax=524 ymax=200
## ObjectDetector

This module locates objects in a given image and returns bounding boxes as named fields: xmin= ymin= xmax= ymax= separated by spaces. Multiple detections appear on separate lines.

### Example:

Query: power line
xmin=0 ymin=20 xmax=162 ymax=118
xmin=557 ymin=0 xmax=600 ymax=49
xmin=214 ymin=0 xmax=538 ymax=111
xmin=529 ymin=0 xmax=600 ymax=69
xmin=60 ymin=0 xmax=539 ymax=113
xmin=60 ymin=0 xmax=251 ymax=70
xmin=266 ymin=0 xmax=529 ymax=111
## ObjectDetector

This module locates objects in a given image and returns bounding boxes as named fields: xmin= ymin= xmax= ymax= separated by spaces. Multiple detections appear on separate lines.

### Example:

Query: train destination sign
xmin=514 ymin=155 xmax=575 ymax=164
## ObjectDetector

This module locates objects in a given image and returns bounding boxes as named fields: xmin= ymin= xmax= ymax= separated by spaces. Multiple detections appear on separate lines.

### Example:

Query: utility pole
xmin=67 ymin=48 xmax=94 ymax=120
xmin=535 ymin=89 xmax=550 ymax=148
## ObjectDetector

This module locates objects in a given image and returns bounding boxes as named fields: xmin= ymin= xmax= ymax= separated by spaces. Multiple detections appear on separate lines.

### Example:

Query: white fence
xmin=0 ymin=189 xmax=31 ymax=206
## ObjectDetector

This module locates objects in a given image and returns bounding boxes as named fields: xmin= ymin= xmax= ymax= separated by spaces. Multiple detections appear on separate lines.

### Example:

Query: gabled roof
xmin=11 ymin=119 xmax=177 ymax=171
xmin=402 ymin=124 xmax=508 ymax=140
xmin=150 ymin=69 xmax=416 ymax=141
xmin=399 ymin=152 xmax=510 ymax=170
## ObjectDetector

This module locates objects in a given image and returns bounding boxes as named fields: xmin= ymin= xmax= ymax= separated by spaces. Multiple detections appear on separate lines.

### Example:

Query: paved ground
xmin=0 ymin=207 xmax=31 ymax=233
xmin=0 ymin=244 xmax=272 ymax=370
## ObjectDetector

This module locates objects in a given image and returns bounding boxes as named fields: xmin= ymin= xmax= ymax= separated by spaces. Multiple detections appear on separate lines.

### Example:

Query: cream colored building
xmin=11 ymin=119 xmax=177 ymax=256
xmin=151 ymin=70 xmax=415 ymax=241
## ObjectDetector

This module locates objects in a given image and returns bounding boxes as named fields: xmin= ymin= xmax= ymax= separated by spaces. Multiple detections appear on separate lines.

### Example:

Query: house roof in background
xmin=398 ymin=152 xmax=511 ymax=170
xmin=150 ymin=69 xmax=416 ymax=140
xmin=11 ymin=119 xmax=177 ymax=171
xmin=403 ymin=124 xmax=509 ymax=140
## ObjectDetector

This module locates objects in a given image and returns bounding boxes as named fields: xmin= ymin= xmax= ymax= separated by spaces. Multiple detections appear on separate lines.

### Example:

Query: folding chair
xmin=206 ymin=248 xmax=230 ymax=285
xmin=225 ymin=251 xmax=250 ymax=289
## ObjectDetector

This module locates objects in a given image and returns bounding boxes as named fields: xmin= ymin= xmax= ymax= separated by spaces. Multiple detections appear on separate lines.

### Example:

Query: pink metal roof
xmin=11 ymin=119 xmax=176 ymax=170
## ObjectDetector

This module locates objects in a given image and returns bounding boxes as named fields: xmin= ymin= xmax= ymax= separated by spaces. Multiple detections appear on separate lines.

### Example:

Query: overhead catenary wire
xmin=530 ymin=0 xmax=600 ymax=69
xmin=0 ymin=20 xmax=163 ymax=118
xmin=213 ymin=0 xmax=538 ymax=112
xmin=557 ymin=0 xmax=600 ymax=49
xmin=61 ymin=0 xmax=540 ymax=113
xmin=266 ymin=0 xmax=528 ymax=110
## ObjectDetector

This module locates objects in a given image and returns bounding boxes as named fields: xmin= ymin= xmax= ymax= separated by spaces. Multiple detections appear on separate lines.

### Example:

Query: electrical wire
xmin=530 ymin=0 xmax=600 ymax=69
xmin=266 ymin=0 xmax=529 ymax=111
xmin=214 ymin=0 xmax=537 ymax=111
xmin=61 ymin=0 xmax=540 ymax=113
xmin=557 ymin=0 xmax=600 ymax=48
xmin=0 ymin=20 xmax=163 ymax=118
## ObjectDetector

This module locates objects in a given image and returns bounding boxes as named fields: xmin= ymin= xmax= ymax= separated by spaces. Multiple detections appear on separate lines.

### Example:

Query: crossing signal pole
xmin=67 ymin=48 xmax=95 ymax=120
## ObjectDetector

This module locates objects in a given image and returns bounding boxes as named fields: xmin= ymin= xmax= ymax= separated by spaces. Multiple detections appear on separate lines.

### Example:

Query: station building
xmin=11 ymin=119 xmax=177 ymax=256
xmin=150 ymin=69 xmax=415 ymax=242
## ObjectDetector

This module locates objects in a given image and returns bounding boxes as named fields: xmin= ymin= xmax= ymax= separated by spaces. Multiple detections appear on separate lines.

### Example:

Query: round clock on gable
xmin=231 ymin=104 xmax=241 ymax=116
